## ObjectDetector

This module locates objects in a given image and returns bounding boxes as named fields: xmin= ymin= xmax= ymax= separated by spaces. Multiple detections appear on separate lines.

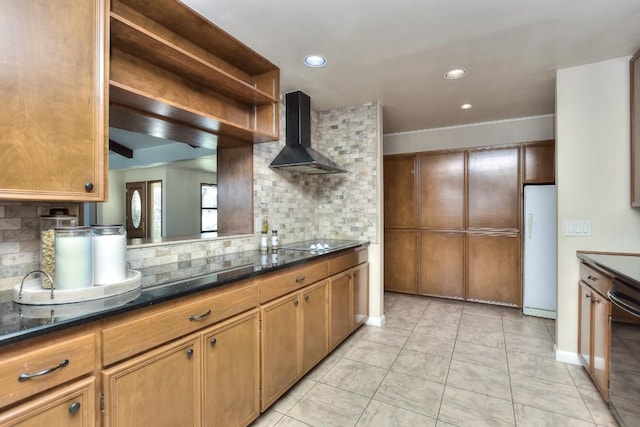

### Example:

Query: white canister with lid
xmin=92 ymin=225 xmax=127 ymax=285
xmin=55 ymin=226 xmax=93 ymax=289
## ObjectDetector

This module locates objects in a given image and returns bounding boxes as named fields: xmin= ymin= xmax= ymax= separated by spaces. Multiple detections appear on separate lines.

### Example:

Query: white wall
xmin=384 ymin=115 xmax=555 ymax=154
xmin=555 ymin=56 xmax=640 ymax=362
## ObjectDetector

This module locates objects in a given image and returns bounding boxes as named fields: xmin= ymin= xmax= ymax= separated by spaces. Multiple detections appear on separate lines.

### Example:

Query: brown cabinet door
xmin=384 ymin=229 xmax=418 ymax=293
xmin=591 ymin=290 xmax=610 ymax=400
xmin=202 ymin=310 xmax=260 ymax=427
xmin=301 ymin=281 xmax=329 ymax=374
xmin=468 ymin=147 xmax=520 ymax=230
xmin=578 ymin=282 xmax=592 ymax=368
xmin=384 ymin=155 xmax=417 ymax=227
xmin=467 ymin=233 xmax=521 ymax=306
xmin=0 ymin=377 xmax=95 ymax=427
xmin=523 ymin=141 xmax=555 ymax=184
xmin=352 ymin=263 xmax=369 ymax=329
xmin=0 ymin=0 xmax=107 ymax=201
xmin=419 ymin=231 xmax=464 ymax=299
xmin=329 ymin=272 xmax=352 ymax=351
xmin=419 ymin=151 xmax=465 ymax=229
xmin=260 ymin=294 xmax=300 ymax=410
xmin=102 ymin=335 xmax=201 ymax=427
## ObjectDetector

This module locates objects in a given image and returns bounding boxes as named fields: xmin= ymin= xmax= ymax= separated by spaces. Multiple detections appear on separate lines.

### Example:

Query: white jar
xmin=92 ymin=225 xmax=127 ymax=285
xmin=55 ymin=227 xmax=93 ymax=289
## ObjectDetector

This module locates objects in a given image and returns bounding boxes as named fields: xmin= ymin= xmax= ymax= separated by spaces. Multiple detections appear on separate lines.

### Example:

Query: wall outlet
xmin=565 ymin=220 xmax=592 ymax=236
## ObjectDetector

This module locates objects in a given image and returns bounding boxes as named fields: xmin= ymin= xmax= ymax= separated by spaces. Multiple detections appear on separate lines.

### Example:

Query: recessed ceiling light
xmin=461 ymin=103 xmax=473 ymax=110
xmin=304 ymin=55 xmax=326 ymax=67
xmin=444 ymin=69 xmax=467 ymax=79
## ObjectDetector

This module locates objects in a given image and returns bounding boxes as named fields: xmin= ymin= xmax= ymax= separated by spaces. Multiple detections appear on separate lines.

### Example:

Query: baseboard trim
xmin=523 ymin=307 xmax=556 ymax=319
xmin=366 ymin=315 xmax=385 ymax=327
xmin=555 ymin=346 xmax=582 ymax=365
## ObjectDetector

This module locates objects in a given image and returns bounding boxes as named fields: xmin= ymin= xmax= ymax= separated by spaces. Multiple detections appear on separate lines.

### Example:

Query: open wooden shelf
xmin=109 ymin=0 xmax=279 ymax=146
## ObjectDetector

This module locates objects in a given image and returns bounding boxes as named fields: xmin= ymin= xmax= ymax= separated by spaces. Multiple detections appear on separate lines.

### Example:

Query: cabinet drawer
xmin=259 ymin=260 xmax=328 ymax=303
xmin=328 ymin=248 xmax=367 ymax=276
xmin=102 ymin=280 xmax=258 ymax=366
xmin=0 ymin=332 xmax=95 ymax=409
xmin=580 ymin=263 xmax=612 ymax=297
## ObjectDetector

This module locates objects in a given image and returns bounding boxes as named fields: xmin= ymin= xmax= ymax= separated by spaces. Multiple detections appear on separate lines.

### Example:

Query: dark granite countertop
xmin=0 ymin=240 xmax=368 ymax=347
xmin=577 ymin=251 xmax=640 ymax=286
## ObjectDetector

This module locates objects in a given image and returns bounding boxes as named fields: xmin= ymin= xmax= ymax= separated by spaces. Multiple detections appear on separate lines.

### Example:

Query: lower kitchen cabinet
xmin=0 ymin=376 xmax=95 ymax=426
xmin=102 ymin=335 xmax=202 ymax=427
xmin=578 ymin=271 xmax=611 ymax=401
xmin=352 ymin=262 xmax=369 ymax=328
xmin=330 ymin=271 xmax=352 ymax=350
xmin=419 ymin=231 xmax=464 ymax=299
xmin=467 ymin=233 xmax=521 ymax=306
xmin=261 ymin=280 xmax=329 ymax=411
xmin=202 ymin=310 xmax=260 ymax=427
xmin=384 ymin=229 xmax=418 ymax=293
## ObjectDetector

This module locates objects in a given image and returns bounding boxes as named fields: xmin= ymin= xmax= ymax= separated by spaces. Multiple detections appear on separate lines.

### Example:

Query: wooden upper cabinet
xmin=0 ymin=0 xmax=108 ymax=201
xmin=419 ymin=151 xmax=465 ymax=230
xmin=467 ymin=147 xmax=520 ymax=230
xmin=523 ymin=140 xmax=555 ymax=184
xmin=109 ymin=0 xmax=280 ymax=148
xmin=384 ymin=155 xmax=417 ymax=228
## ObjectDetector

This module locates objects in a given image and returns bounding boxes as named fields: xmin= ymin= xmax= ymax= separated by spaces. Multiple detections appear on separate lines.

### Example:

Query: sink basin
xmin=13 ymin=270 xmax=142 ymax=305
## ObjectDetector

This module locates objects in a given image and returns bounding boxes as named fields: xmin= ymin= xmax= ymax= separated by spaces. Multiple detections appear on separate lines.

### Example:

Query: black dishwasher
xmin=608 ymin=279 xmax=640 ymax=427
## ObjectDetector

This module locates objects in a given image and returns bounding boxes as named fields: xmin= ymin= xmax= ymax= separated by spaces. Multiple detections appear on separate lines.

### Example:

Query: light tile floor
xmin=251 ymin=292 xmax=619 ymax=427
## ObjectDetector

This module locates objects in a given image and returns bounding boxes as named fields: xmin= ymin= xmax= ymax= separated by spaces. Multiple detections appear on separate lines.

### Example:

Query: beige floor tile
xmin=373 ymin=370 xmax=444 ymax=418
xmin=510 ymin=372 xmax=592 ymax=422
xmin=273 ymin=416 xmax=312 ymax=427
xmin=566 ymin=363 xmax=596 ymax=390
xmin=438 ymin=385 xmax=515 ymax=427
xmin=343 ymin=339 xmax=402 ymax=369
xmin=357 ymin=325 xmax=411 ymax=348
xmin=412 ymin=322 xmax=459 ymax=342
xmin=420 ymin=310 xmax=462 ymax=326
xmin=250 ymin=409 xmax=285 ymax=427
xmin=404 ymin=331 xmax=456 ymax=357
xmin=271 ymin=378 xmax=317 ymax=414
xmin=579 ymin=388 xmax=619 ymax=426
xmin=507 ymin=350 xmax=574 ymax=385
xmin=446 ymin=359 xmax=512 ymax=401
xmin=287 ymin=383 xmax=369 ymax=427
xmin=355 ymin=400 xmax=437 ymax=427
xmin=321 ymin=358 xmax=387 ymax=398
xmin=502 ymin=318 xmax=553 ymax=340
xmin=460 ymin=312 xmax=504 ymax=331
xmin=391 ymin=348 xmax=451 ymax=384
xmin=457 ymin=327 xmax=505 ymax=349
xmin=303 ymin=352 xmax=341 ymax=381
xmin=462 ymin=301 xmax=506 ymax=319
xmin=504 ymin=332 xmax=555 ymax=359
xmin=514 ymin=403 xmax=596 ymax=426
xmin=383 ymin=312 xmax=418 ymax=331
xmin=452 ymin=340 xmax=508 ymax=372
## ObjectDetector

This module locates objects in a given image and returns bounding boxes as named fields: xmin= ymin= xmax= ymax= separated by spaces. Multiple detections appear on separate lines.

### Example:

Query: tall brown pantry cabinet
xmin=384 ymin=144 xmax=525 ymax=306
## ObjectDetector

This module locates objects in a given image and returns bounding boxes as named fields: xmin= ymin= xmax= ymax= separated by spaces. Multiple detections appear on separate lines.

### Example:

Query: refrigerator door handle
xmin=527 ymin=213 xmax=533 ymax=239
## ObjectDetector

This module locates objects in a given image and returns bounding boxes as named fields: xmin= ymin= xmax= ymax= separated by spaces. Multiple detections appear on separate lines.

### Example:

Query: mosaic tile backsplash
xmin=0 ymin=99 xmax=381 ymax=292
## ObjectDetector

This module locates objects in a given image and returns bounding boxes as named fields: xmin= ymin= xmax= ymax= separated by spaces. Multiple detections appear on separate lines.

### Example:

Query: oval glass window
xmin=131 ymin=190 xmax=142 ymax=229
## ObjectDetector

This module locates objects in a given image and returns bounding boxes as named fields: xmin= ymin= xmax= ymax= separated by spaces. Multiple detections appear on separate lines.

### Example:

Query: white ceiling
xmin=181 ymin=0 xmax=640 ymax=135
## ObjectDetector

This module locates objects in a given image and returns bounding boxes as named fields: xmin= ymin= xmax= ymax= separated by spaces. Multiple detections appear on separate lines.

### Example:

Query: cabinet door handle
xmin=18 ymin=359 xmax=69 ymax=382
xmin=186 ymin=348 xmax=194 ymax=358
xmin=210 ymin=338 xmax=217 ymax=347
xmin=84 ymin=182 xmax=94 ymax=192
xmin=68 ymin=402 xmax=81 ymax=415
xmin=295 ymin=276 xmax=306 ymax=283
xmin=189 ymin=309 xmax=212 ymax=321
xmin=304 ymin=294 xmax=309 ymax=302
xmin=587 ymin=275 xmax=597 ymax=282
xmin=294 ymin=299 xmax=299 ymax=305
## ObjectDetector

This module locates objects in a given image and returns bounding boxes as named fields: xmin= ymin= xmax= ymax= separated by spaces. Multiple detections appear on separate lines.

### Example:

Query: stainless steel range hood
xmin=269 ymin=91 xmax=347 ymax=174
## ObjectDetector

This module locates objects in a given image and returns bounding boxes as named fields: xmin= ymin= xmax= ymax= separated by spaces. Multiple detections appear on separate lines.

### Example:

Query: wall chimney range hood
xmin=269 ymin=91 xmax=347 ymax=174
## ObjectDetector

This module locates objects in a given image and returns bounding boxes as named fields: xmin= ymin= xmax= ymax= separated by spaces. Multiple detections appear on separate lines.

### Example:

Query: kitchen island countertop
xmin=0 ymin=240 xmax=368 ymax=347
xmin=577 ymin=251 xmax=640 ymax=286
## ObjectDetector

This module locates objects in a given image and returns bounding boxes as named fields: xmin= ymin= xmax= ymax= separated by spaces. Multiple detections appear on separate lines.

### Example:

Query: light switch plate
xmin=565 ymin=220 xmax=592 ymax=236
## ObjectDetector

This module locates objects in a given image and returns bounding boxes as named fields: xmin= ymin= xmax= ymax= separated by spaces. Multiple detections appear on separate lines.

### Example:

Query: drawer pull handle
xmin=189 ymin=309 xmax=212 ymax=321
xmin=295 ymin=276 xmax=306 ymax=283
xmin=69 ymin=402 xmax=81 ymax=415
xmin=18 ymin=359 xmax=69 ymax=382
xmin=304 ymin=294 xmax=309 ymax=301
xmin=587 ymin=275 xmax=597 ymax=282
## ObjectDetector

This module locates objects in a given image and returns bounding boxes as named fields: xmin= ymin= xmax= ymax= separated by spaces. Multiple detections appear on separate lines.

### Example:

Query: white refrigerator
xmin=523 ymin=185 xmax=557 ymax=319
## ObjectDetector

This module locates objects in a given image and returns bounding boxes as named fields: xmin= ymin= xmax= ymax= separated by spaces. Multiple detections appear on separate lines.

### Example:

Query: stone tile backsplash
xmin=0 ymin=98 xmax=381 ymax=292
